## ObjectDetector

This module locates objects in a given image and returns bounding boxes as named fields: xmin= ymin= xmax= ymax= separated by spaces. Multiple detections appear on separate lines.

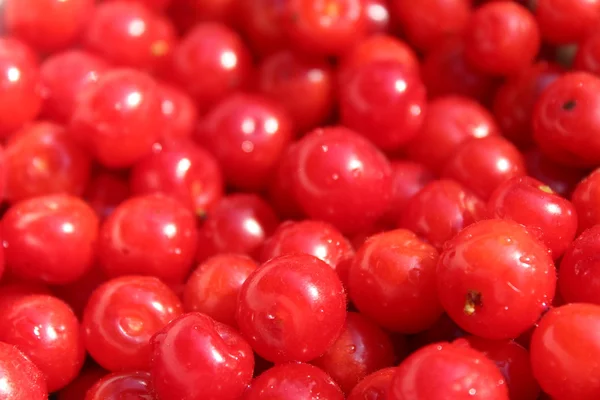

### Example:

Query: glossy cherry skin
xmin=531 ymin=303 xmax=600 ymax=400
xmin=283 ymin=0 xmax=366 ymax=56
xmin=0 ymin=38 xmax=42 ymax=137
xmin=290 ymin=126 xmax=393 ymax=235
xmin=0 ymin=294 xmax=85 ymax=392
xmin=339 ymin=60 xmax=426 ymax=151
xmin=157 ymin=82 xmax=198 ymax=142
xmin=130 ymin=141 xmax=224 ymax=216
xmin=488 ymin=176 xmax=578 ymax=260
xmin=196 ymin=194 xmax=279 ymax=262
xmin=558 ymin=226 xmax=600 ymax=304
xmin=2 ymin=194 xmax=99 ymax=284
xmin=442 ymin=136 xmax=527 ymax=200
xmin=166 ymin=0 xmax=238 ymax=34
xmin=82 ymin=1 xmax=176 ymax=72
xmin=183 ymin=254 xmax=258 ymax=328
xmin=0 ymin=341 xmax=48 ymax=399
xmin=389 ymin=342 xmax=509 ymax=400
xmin=4 ymin=121 xmax=92 ymax=203
xmin=382 ymin=161 xmax=435 ymax=225
xmin=405 ymin=96 xmax=499 ymax=174
xmin=348 ymin=229 xmax=442 ymax=333
xmin=524 ymin=147 xmax=586 ymax=199
xmin=572 ymin=168 xmax=600 ymax=233
xmin=260 ymin=220 xmax=354 ymax=278
xmin=437 ymin=219 xmax=556 ymax=339
xmin=457 ymin=337 xmax=539 ymax=400
xmin=69 ymin=68 xmax=163 ymax=168
xmin=196 ymin=94 xmax=293 ymax=191
xmin=150 ymin=312 xmax=254 ymax=400
xmin=399 ymin=179 xmax=487 ymax=251
xmin=464 ymin=2 xmax=540 ymax=76
xmin=244 ymin=363 xmax=344 ymax=400
xmin=312 ymin=312 xmax=395 ymax=394
xmin=168 ymin=23 xmax=253 ymax=114
xmin=574 ymin=31 xmax=600 ymax=76
xmin=493 ymin=62 xmax=563 ymax=149
xmin=363 ymin=0 xmax=391 ymax=34
xmin=97 ymin=194 xmax=198 ymax=283
xmin=346 ymin=367 xmax=396 ymax=400
xmin=39 ymin=50 xmax=109 ymax=124
xmin=82 ymin=275 xmax=184 ymax=372
xmin=267 ymin=143 xmax=306 ymax=220
xmin=57 ymin=366 xmax=107 ymax=400
xmin=391 ymin=0 xmax=472 ymax=53
xmin=84 ymin=371 xmax=152 ymax=400
xmin=421 ymin=38 xmax=498 ymax=105
xmin=535 ymin=0 xmax=600 ymax=45
xmin=4 ymin=0 xmax=93 ymax=53
xmin=238 ymin=0 xmax=287 ymax=56
xmin=257 ymin=50 xmax=335 ymax=134
xmin=84 ymin=171 xmax=131 ymax=220
xmin=236 ymin=254 xmax=346 ymax=363
xmin=533 ymin=72 xmax=600 ymax=168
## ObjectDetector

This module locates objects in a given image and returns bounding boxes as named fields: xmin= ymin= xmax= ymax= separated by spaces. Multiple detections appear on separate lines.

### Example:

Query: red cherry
xmin=4 ymin=0 xmax=93 ymax=53
xmin=82 ymin=275 xmax=183 ymax=372
xmin=535 ymin=0 xmax=600 ymax=45
xmin=69 ymin=68 xmax=163 ymax=168
xmin=156 ymin=82 xmax=199 ymax=143
xmin=84 ymin=171 xmax=131 ymax=220
xmin=363 ymin=0 xmax=391 ymax=35
xmin=244 ymin=363 xmax=344 ymax=400
xmin=196 ymin=93 xmax=294 ymax=191
xmin=82 ymin=1 xmax=176 ymax=72
xmin=533 ymin=72 xmax=600 ymax=168
xmin=283 ymin=0 xmax=367 ymax=56
xmin=167 ymin=22 xmax=253 ymax=114
xmin=57 ymin=366 xmax=107 ymax=400
xmin=558 ymin=226 xmax=600 ymax=304
xmin=0 ymin=38 xmax=42 ymax=137
xmin=437 ymin=219 xmax=556 ymax=339
xmin=236 ymin=254 xmax=346 ymax=363
xmin=238 ymin=0 xmax=287 ymax=56
xmin=339 ymin=60 xmax=427 ymax=151
xmin=97 ymin=194 xmax=198 ymax=283
xmin=260 ymin=220 xmax=354 ymax=279
xmin=150 ymin=312 xmax=255 ymax=400
xmin=346 ymin=367 xmax=396 ymax=400
xmin=183 ymin=254 xmax=258 ymax=328
xmin=52 ymin=265 xmax=107 ymax=318
xmin=487 ymin=176 xmax=578 ymax=260
xmin=464 ymin=2 xmax=540 ymax=76
xmin=312 ymin=312 xmax=395 ymax=394
xmin=348 ymin=229 xmax=443 ymax=334
xmin=0 ymin=341 xmax=48 ymax=399
xmin=530 ymin=303 xmax=600 ymax=400
xmin=196 ymin=194 xmax=279 ymax=263
xmin=289 ymin=126 xmax=393 ymax=235
xmin=84 ymin=371 xmax=153 ymax=400
xmin=391 ymin=0 xmax=472 ymax=53
xmin=40 ymin=50 xmax=109 ymax=123
xmin=166 ymin=0 xmax=238 ymax=34
xmin=2 ymin=194 xmax=99 ymax=284
xmin=524 ymin=147 xmax=587 ymax=198
xmin=399 ymin=179 xmax=487 ymax=251
xmin=442 ymin=136 xmax=527 ymax=200
xmin=257 ymin=50 xmax=335 ymax=134
xmin=457 ymin=336 xmax=540 ymax=400
xmin=406 ymin=96 xmax=500 ymax=174
xmin=0 ymin=294 xmax=85 ymax=392
xmin=267 ymin=143 xmax=306 ymax=220
xmin=389 ymin=342 xmax=509 ymax=400
xmin=4 ymin=121 xmax=92 ymax=203
xmin=130 ymin=141 xmax=224 ymax=216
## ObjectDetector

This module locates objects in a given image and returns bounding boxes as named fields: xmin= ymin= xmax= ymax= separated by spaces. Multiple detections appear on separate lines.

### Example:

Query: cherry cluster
xmin=1 ymin=0 xmax=600 ymax=399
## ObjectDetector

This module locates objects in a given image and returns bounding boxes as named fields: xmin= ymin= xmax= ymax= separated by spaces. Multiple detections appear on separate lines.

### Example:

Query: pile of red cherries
xmin=2 ymin=0 xmax=600 ymax=398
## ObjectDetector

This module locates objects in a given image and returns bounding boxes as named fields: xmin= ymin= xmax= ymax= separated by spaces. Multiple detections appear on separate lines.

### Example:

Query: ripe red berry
xmin=0 ymin=341 xmax=48 ymax=399
xmin=530 ymin=303 xmax=600 ymax=400
xmin=69 ymin=68 xmax=163 ymax=168
xmin=156 ymin=82 xmax=199 ymax=142
xmin=346 ymin=367 xmax=396 ymax=400
xmin=57 ymin=366 xmax=107 ymax=400
xmin=348 ymin=229 xmax=443 ymax=333
xmin=82 ymin=275 xmax=183 ymax=372
xmin=363 ymin=0 xmax=391 ymax=35
xmin=84 ymin=171 xmax=131 ymax=220
xmin=244 ymin=363 xmax=344 ymax=400
xmin=437 ymin=219 xmax=556 ymax=339
xmin=524 ymin=147 xmax=586 ymax=198
xmin=2 ymin=194 xmax=98 ymax=284
xmin=84 ymin=371 xmax=152 ymax=400
xmin=150 ymin=312 xmax=255 ymax=400
xmin=535 ymin=0 xmax=600 ymax=45
xmin=389 ymin=342 xmax=509 ymax=400
xmin=237 ymin=0 xmax=287 ymax=56
xmin=236 ymin=254 xmax=346 ymax=363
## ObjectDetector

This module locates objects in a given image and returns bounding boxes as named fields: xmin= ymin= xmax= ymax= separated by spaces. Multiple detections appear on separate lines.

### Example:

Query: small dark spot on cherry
xmin=464 ymin=290 xmax=482 ymax=316
xmin=562 ymin=100 xmax=576 ymax=111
